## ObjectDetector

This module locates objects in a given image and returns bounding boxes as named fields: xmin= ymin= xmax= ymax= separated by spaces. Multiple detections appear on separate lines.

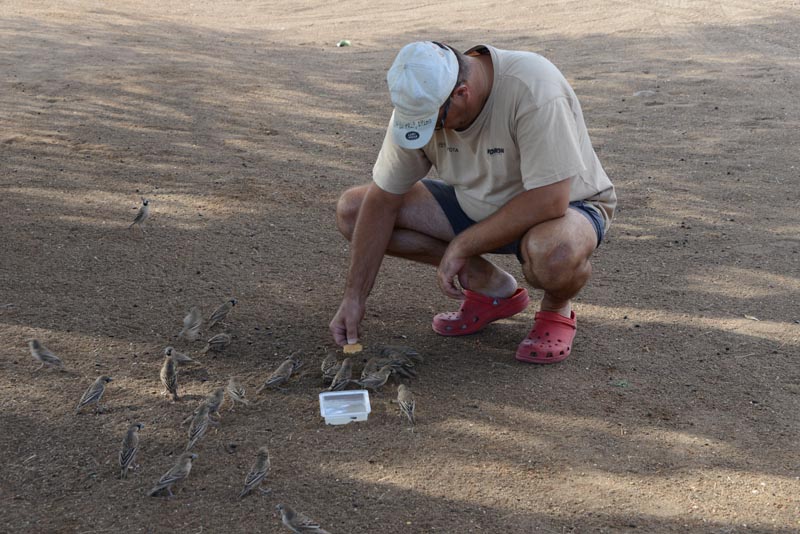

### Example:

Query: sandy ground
xmin=1 ymin=1 xmax=799 ymax=532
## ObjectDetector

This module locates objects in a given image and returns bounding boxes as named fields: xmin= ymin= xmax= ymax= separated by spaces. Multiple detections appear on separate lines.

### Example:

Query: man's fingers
xmin=437 ymin=270 xmax=464 ymax=300
xmin=345 ymin=318 xmax=360 ymax=345
xmin=330 ymin=312 xmax=350 ymax=346
xmin=330 ymin=323 xmax=347 ymax=346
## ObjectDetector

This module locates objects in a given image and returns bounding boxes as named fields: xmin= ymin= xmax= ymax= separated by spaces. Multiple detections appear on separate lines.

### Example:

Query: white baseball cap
xmin=386 ymin=41 xmax=459 ymax=149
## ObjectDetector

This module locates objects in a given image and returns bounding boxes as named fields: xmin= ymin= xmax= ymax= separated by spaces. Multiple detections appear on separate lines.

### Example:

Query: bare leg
xmin=519 ymin=209 xmax=598 ymax=317
xmin=336 ymin=183 xmax=517 ymax=297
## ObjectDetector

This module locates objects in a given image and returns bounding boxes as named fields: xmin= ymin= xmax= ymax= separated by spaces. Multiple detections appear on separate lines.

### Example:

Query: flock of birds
xmin=22 ymin=197 xmax=423 ymax=533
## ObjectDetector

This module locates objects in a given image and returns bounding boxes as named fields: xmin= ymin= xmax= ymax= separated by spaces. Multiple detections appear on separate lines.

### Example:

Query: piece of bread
xmin=343 ymin=343 xmax=363 ymax=354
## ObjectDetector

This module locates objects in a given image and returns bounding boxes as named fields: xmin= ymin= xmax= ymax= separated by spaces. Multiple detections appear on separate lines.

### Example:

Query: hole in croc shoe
xmin=473 ymin=316 xmax=479 ymax=323
xmin=559 ymin=350 xmax=564 ymax=355
xmin=460 ymin=324 xmax=467 ymax=330
xmin=545 ymin=332 xmax=549 ymax=336
xmin=445 ymin=326 xmax=452 ymax=331
xmin=546 ymin=352 xmax=553 ymax=357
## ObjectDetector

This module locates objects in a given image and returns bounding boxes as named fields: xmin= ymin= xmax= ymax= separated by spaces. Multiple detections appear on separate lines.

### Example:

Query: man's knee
xmin=335 ymin=186 xmax=365 ymax=240
xmin=521 ymin=237 xmax=587 ymax=288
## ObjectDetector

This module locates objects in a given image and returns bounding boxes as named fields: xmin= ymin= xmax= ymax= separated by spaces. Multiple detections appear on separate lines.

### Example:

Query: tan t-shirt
xmin=372 ymin=45 xmax=616 ymax=231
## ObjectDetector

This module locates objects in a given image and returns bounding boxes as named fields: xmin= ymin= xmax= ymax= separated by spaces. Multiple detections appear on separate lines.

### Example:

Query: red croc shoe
xmin=515 ymin=310 xmax=577 ymax=364
xmin=432 ymin=288 xmax=529 ymax=336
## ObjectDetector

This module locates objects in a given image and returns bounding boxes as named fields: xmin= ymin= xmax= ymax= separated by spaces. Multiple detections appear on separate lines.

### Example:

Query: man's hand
xmin=437 ymin=240 xmax=469 ymax=300
xmin=330 ymin=297 xmax=365 ymax=347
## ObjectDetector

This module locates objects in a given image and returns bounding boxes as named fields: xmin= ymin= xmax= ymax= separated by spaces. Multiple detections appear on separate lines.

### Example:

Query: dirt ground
xmin=1 ymin=1 xmax=799 ymax=532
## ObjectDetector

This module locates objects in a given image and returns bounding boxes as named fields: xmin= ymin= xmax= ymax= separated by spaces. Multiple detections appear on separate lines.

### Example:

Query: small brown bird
xmin=321 ymin=352 xmax=340 ymax=385
xmin=201 ymin=333 xmax=231 ymax=354
xmin=164 ymin=346 xmax=194 ymax=365
xmin=128 ymin=197 xmax=150 ymax=234
xmin=160 ymin=355 xmax=179 ymax=401
xmin=181 ymin=387 xmax=225 ymax=426
xmin=256 ymin=359 xmax=295 ymax=393
xmin=28 ymin=339 xmax=64 ymax=371
xmin=208 ymin=298 xmax=237 ymax=329
xmin=397 ymin=384 xmax=416 ymax=425
xmin=148 ymin=452 xmax=197 ymax=497
xmin=276 ymin=504 xmax=331 ymax=534
xmin=360 ymin=357 xmax=381 ymax=380
xmin=179 ymin=307 xmax=202 ymax=342
xmin=239 ymin=446 xmax=271 ymax=498
xmin=204 ymin=387 xmax=225 ymax=418
xmin=119 ymin=422 xmax=144 ymax=479
xmin=186 ymin=404 xmax=212 ymax=451
xmin=357 ymin=364 xmax=393 ymax=391
xmin=287 ymin=350 xmax=304 ymax=371
xmin=328 ymin=357 xmax=353 ymax=391
xmin=75 ymin=376 xmax=113 ymax=414
xmin=227 ymin=377 xmax=249 ymax=408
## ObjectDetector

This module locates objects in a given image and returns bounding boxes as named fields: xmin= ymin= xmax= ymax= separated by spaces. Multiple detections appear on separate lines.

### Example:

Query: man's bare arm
xmin=330 ymin=183 xmax=405 ymax=345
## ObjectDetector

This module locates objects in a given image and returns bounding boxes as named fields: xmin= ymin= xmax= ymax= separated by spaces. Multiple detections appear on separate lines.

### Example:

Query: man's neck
xmin=462 ymin=53 xmax=494 ymax=127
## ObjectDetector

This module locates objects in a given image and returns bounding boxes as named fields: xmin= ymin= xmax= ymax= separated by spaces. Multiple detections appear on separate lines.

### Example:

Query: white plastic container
xmin=319 ymin=390 xmax=371 ymax=425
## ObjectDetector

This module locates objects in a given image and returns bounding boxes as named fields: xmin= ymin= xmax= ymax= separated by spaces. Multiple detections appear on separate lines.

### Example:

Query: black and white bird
xmin=276 ymin=504 xmax=331 ymax=534
xmin=186 ymin=404 xmax=212 ymax=451
xmin=128 ymin=197 xmax=150 ymax=233
xmin=75 ymin=376 xmax=113 ymax=414
xmin=320 ymin=352 xmax=340 ymax=385
xmin=148 ymin=452 xmax=197 ymax=497
xmin=201 ymin=333 xmax=231 ymax=354
xmin=397 ymin=384 xmax=416 ymax=425
xmin=239 ymin=446 xmax=271 ymax=498
xmin=256 ymin=358 xmax=301 ymax=395
xmin=119 ymin=422 xmax=144 ymax=479
xmin=328 ymin=357 xmax=353 ymax=391
xmin=227 ymin=377 xmax=250 ymax=408
xmin=208 ymin=298 xmax=237 ymax=329
xmin=160 ymin=355 xmax=179 ymax=401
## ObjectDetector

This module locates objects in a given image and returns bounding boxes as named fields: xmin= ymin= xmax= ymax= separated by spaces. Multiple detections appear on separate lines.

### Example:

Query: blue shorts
xmin=422 ymin=178 xmax=605 ymax=263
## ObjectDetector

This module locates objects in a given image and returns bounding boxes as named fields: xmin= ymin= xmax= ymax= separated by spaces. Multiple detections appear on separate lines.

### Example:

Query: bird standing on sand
xmin=397 ymin=384 xmax=416 ymax=425
xmin=75 ymin=376 xmax=113 ymax=414
xmin=186 ymin=404 xmax=212 ymax=451
xmin=276 ymin=504 xmax=331 ymax=534
xmin=201 ymin=333 xmax=231 ymax=354
xmin=227 ymin=377 xmax=250 ymax=408
xmin=160 ymin=355 xmax=179 ymax=401
xmin=28 ymin=339 xmax=64 ymax=370
xmin=208 ymin=298 xmax=237 ymax=329
xmin=357 ymin=364 xmax=393 ymax=392
xmin=321 ymin=352 xmax=340 ymax=385
xmin=328 ymin=357 xmax=352 ymax=391
xmin=119 ymin=422 xmax=144 ymax=479
xmin=165 ymin=346 xmax=193 ymax=365
xmin=179 ymin=307 xmax=202 ymax=342
xmin=148 ymin=452 xmax=197 ymax=497
xmin=256 ymin=358 xmax=296 ymax=393
xmin=128 ymin=197 xmax=150 ymax=234
xmin=239 ymin=446 xmax=271 ymax=498
xmin=203 ymin=387 xmax=225 ymax=418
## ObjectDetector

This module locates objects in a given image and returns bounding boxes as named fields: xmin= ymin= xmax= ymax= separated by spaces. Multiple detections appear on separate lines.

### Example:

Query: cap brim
xmin=390 ymin=109 xmax=438 ymax=150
